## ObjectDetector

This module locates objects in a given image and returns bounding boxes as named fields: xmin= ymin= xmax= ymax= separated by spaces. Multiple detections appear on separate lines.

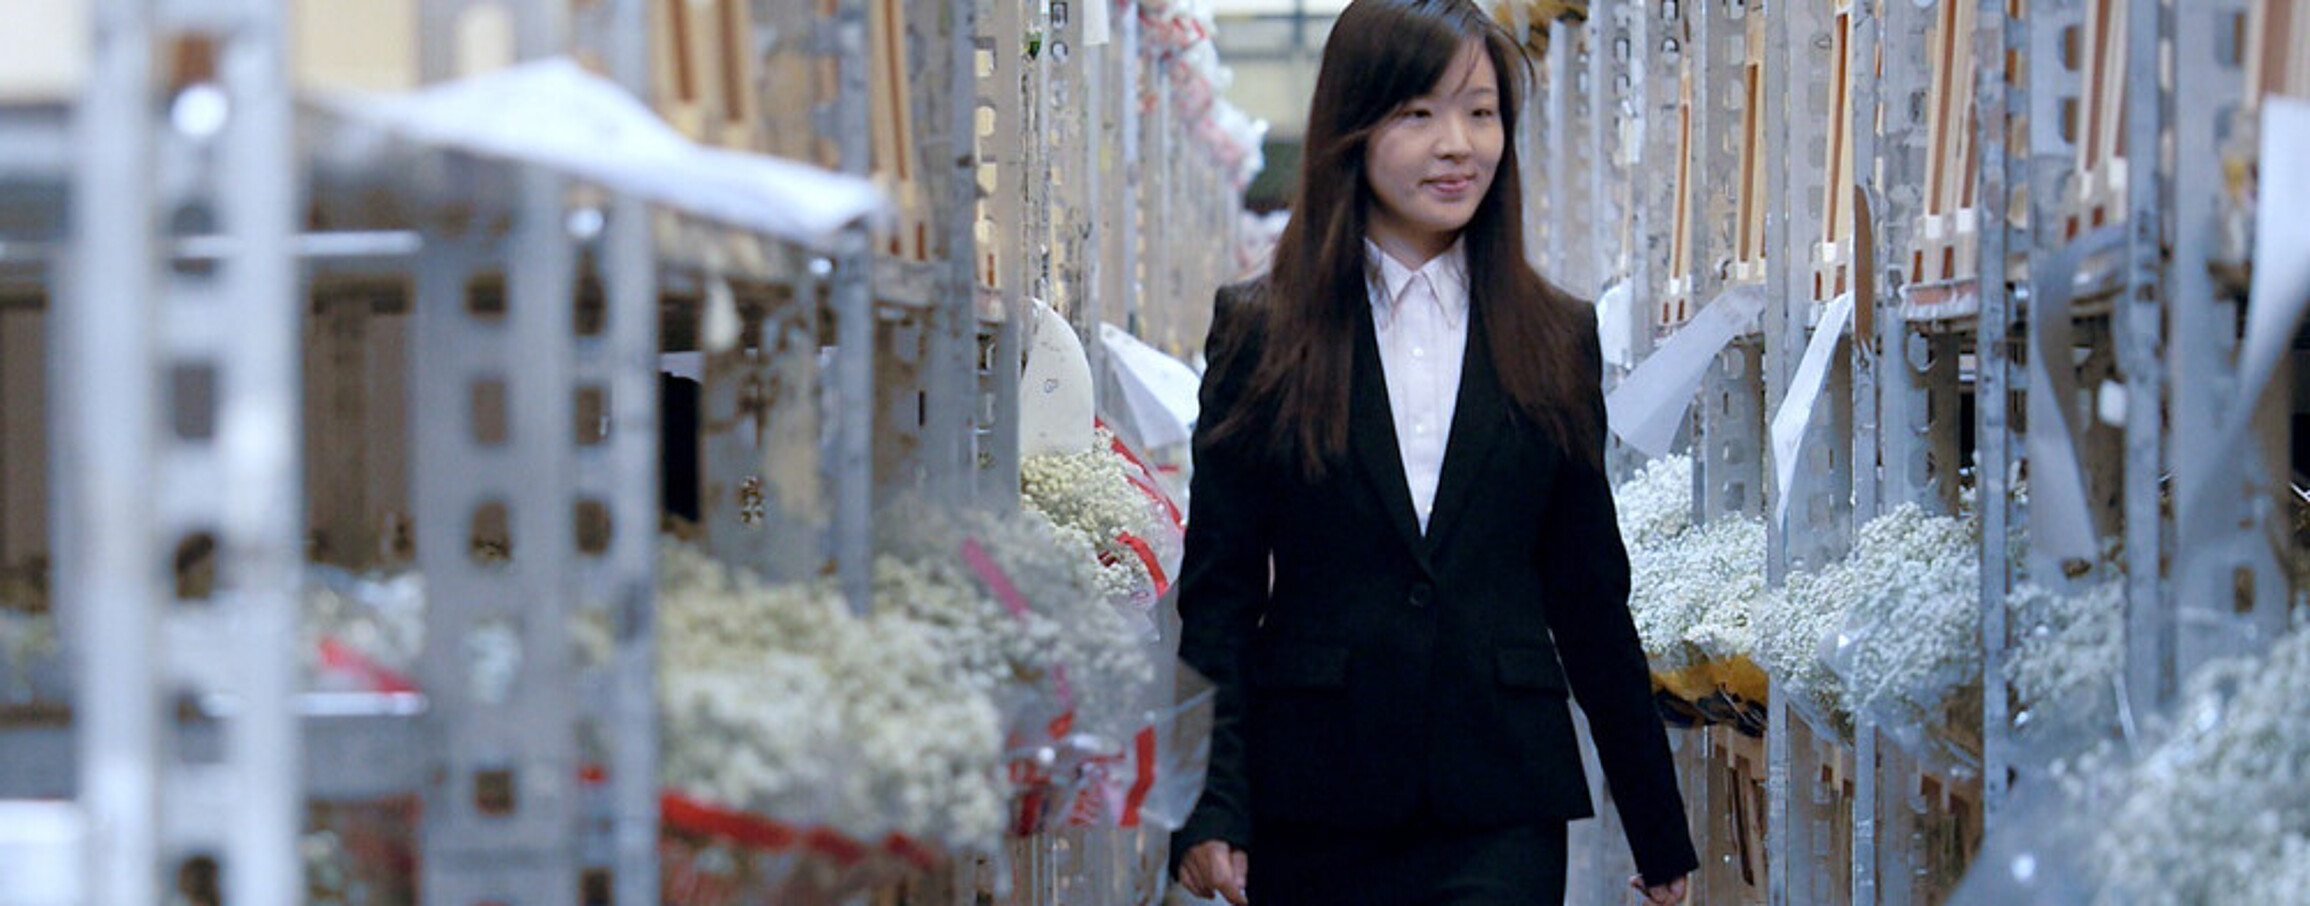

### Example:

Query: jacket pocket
xmin=1249 ymin=644 xmax=1351 ymax=690
xmin=1495 ymin=647 xmax=1569 ymax=696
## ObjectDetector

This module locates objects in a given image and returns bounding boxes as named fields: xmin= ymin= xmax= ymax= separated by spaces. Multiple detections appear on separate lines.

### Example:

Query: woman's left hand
xmin=1627 ymin=873 xmax=1688 ymax=905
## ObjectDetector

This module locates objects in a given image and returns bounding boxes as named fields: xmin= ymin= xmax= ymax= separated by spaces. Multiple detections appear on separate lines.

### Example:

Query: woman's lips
xmin=1426 ymin=175 xmax=1476 ymax=197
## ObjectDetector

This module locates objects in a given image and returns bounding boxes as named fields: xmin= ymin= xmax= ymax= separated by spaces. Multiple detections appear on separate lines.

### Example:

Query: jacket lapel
xmin=1348 ymin=303 xmax=1430 ymax=567
xmin=1421 ymin=304 xmax=1508 ymax=553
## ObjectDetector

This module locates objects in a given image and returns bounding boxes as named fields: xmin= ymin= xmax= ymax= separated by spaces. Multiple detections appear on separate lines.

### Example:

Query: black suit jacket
xmin=1170 ymin=279 xmax=1700 ymax=886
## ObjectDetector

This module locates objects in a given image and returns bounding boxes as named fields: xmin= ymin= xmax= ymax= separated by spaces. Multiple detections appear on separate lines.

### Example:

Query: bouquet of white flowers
xmin=1680 ymin=517 xmax=1770 ymax=664
xmin=875 ymin=499 xmax=1175 ymax=838
xmin=1614 ymin=455 xmax=1703 ymax=667
xmin=1615 ymin=454 xmax=1695 ymax=552
xmin=1022 ymin=428 xmax=1177 ymax=614
xmin=1613 ymin=455 xmax=1773 ymax=722
xmin=1958 ymin=618 xmax=2310 ymax=906
xmin=1819 ymin=505 xmax=1982 ymax=746
xmin=2086 ymin=621 xmax=2310 ymax=904
xmin=2004 ymin=570 xmax=2125 ymax=761
xmin=299 ymin=566 xmax=428 ymax=692
xmin=656 ymin=540 xmax=1008 ymax=852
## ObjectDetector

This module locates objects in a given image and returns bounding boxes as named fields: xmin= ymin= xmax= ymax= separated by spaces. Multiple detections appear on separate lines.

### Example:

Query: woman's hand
xmin=1628 ymin=873 xmax=1688 ymax=905
xmin=1178 ymin=840 xmax=1251 ymax=905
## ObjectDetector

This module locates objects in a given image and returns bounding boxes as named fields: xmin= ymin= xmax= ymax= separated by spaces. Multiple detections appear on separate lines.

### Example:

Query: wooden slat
xmin=1662 ymin=68 xmax=1697 ymax=328
xmin=2075 ymin=0 xmax=2128 ymax=237
xmin=867 ymin=0 xmax=931 ymax=260
xmin=1815 ymin=6 xmax=1856 ymax=303
xmin=0 ymin=310 xmax=46 ymax=566
xmin=1915 ymin=0 xmax=1977 ymax=285
xmin=2248 ymin=0 xmax=2310 ymax=103
xmin=1731 ymin=12 xmax=1769 ymax=284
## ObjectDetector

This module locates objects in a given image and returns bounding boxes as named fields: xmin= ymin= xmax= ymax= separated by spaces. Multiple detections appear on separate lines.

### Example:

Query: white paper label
xmin=2241 ymin=98 xmax=2310 ymax=415
xmin=320 ymin=58 xmax=888 ymax=247
xmin=1770 ymin=293 xmax=1856 ymax=526
xmin=1604 ymin=284 xmax=1769 ymax=459
xmin=1086 ymin=0 xmax=1113 ymax=46
xmin=1099 ymin=322 xmax=1202 ymax=450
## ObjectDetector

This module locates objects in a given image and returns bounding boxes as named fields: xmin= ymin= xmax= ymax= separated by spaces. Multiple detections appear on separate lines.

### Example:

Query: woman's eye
xmin=1402 ymin=107 xmax=1433 ymax=120
xmin=1473 ymin=107 xmax=1498 ymax=118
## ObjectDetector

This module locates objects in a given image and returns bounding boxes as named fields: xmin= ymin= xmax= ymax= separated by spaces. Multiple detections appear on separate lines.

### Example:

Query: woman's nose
xmin=1436 ymin=113 xmax=1473 ymax=158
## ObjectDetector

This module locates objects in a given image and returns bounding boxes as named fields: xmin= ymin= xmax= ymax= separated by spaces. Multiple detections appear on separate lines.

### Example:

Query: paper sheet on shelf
xmin=2024 ymin=225 xmax=2124 ymax=565
xmin=1769 ymin=292 xmax=1855 ymax=526
xmin=1021 ymin=300 xmax=1097 ymax=457
xmin=316 ymin=58 xmax=888 ymax=247
xmin=2240 ymin=97 xmax=2310 ymax=423
xmin=1098 ymin=323 xmax=1201 ymax=451
xmin=2177 ymin=98 xmax=2310 ymax=547
xmin=1604 ymin=284 xmax=1768 ymax=459
xmin=1086 ymin=0 xmax=1113 ymax=45
xmin=1594 ymin=281 xmax=1636 ymax=370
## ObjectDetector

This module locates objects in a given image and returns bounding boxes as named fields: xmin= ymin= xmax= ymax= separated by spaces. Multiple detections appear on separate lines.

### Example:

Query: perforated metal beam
xmin=60 ymin=1 xmax=303 ymax=902
xmin=1970 ymin=0 xmax=2025 ymax=821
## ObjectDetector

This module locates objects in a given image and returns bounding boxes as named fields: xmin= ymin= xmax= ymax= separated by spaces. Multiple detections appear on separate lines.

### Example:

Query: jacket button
xmin=1408 ymin=582 xmax=1434 ymax=608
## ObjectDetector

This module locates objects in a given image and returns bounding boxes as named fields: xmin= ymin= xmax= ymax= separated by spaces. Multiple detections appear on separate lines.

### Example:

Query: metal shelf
xmin=1550 ymin=0 xmax=2296 ymax=899
xmin=0 ymin=697 xmax=428 ymax=803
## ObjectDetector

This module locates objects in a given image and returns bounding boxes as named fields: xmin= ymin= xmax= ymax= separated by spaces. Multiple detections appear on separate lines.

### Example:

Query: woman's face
xmin=1363 ymin=39 xmax=1503 ymax=257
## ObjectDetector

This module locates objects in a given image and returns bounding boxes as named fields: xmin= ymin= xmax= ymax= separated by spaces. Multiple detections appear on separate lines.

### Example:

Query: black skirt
xmin=1244 ymin=821 xmax=1568 ymax=906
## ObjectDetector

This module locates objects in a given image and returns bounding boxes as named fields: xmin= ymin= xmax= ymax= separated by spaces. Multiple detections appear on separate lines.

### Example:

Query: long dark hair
xmin=1210 ymin=0 xmax=1601 ymax=478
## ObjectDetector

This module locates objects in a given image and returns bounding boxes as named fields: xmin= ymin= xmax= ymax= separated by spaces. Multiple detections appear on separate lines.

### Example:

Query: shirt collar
xmin=1365 ymin=237 xmax=1470 ymax=329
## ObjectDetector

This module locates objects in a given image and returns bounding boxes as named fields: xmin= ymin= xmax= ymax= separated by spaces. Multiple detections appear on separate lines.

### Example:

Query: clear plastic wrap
xmin=2001 ymin=573 xmax=2128 ymax=768
xmin=301 ymin=565 xmax=428 ymax=693
xmin=1100 ymin=422 xmax=1190 ymax=637
xmin=1953 ymin=613 xmax=2310 ymax=906
xmin=1023 ymin=427 xmax=1184 ymax=639
xmin=994 ymin=590 xmax=1210 ymax=842
xmin=1820 ymin=602 xmax=1983 ymax=777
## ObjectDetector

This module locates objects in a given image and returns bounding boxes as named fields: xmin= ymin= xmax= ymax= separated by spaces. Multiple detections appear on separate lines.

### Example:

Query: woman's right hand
xmin=1177 ymin=840 xmax=1251 ymax=905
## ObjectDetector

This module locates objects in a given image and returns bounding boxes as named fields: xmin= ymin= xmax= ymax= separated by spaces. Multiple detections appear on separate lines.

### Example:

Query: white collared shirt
xmin=1365 ymin=238 xmax=1470 ymax=533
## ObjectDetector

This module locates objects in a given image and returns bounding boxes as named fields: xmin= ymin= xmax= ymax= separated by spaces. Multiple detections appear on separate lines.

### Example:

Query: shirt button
xmin=1412 ymin=346 xmax=1426 ymax=358
xmin=1414 ymin=423 xmax=1429 ymax=435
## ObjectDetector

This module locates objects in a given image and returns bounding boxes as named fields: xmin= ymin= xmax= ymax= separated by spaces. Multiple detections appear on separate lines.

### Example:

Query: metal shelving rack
xmin=1524 ymin=0 xmax=2304 ymax=900
xmin=59 ymin=1 xmax=304 ymax=902
xmin=0 ymin=0 xmax=670 ymax=898
xmin=3 ymin=0 xmax=1249 ymax=899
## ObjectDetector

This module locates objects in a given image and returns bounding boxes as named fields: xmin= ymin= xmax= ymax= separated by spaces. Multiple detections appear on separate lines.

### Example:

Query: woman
xmin=1168 ymin=0 xmax=1698 ymax=902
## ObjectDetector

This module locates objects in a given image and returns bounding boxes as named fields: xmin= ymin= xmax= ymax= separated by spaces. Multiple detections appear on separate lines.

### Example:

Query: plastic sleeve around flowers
xmin=1167 ymin=284 xmax=1273 ymax=879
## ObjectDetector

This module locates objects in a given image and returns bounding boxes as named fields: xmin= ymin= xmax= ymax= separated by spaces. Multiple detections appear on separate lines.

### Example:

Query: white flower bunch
xmin=820 ymin=609 xmax=1007 ymax=846
xmin=2005 ymin=576 xmax=2124 ymax=720
xmin=1614 ymin=454 xmax=1695 ymax=552
xmin=877 ymin=502 xmax=1159 ymax=740
xmin=871 ymin=550 xmax=1060 ymax=697
xmin=299 ymin=568 xmax=427 ymax=677
xmin=657 ymin=541 xmax=853 ymax=819
xmin=1824 ymin=505 xmax=1982 ymax=728
xmin=2070 ymin=625 xmax=2310 ymax=905
xmin=1674 ymin=517 xmax=1771 ymax=661
xmin=1749 ymin=505 xmax=1978 ymax=731
xmin=1612 ymin=455 xmax=1771 ymax=675
xmin=656 ymin=540 xmax=1007 ymax=849
xmin=1615 ymin=455 xmax=1703 ymax=665
xmin=1751 ymin=582 xmax=1851 ymax=725
xmin=1022 ymin=429 xmax=1165 ymax=600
